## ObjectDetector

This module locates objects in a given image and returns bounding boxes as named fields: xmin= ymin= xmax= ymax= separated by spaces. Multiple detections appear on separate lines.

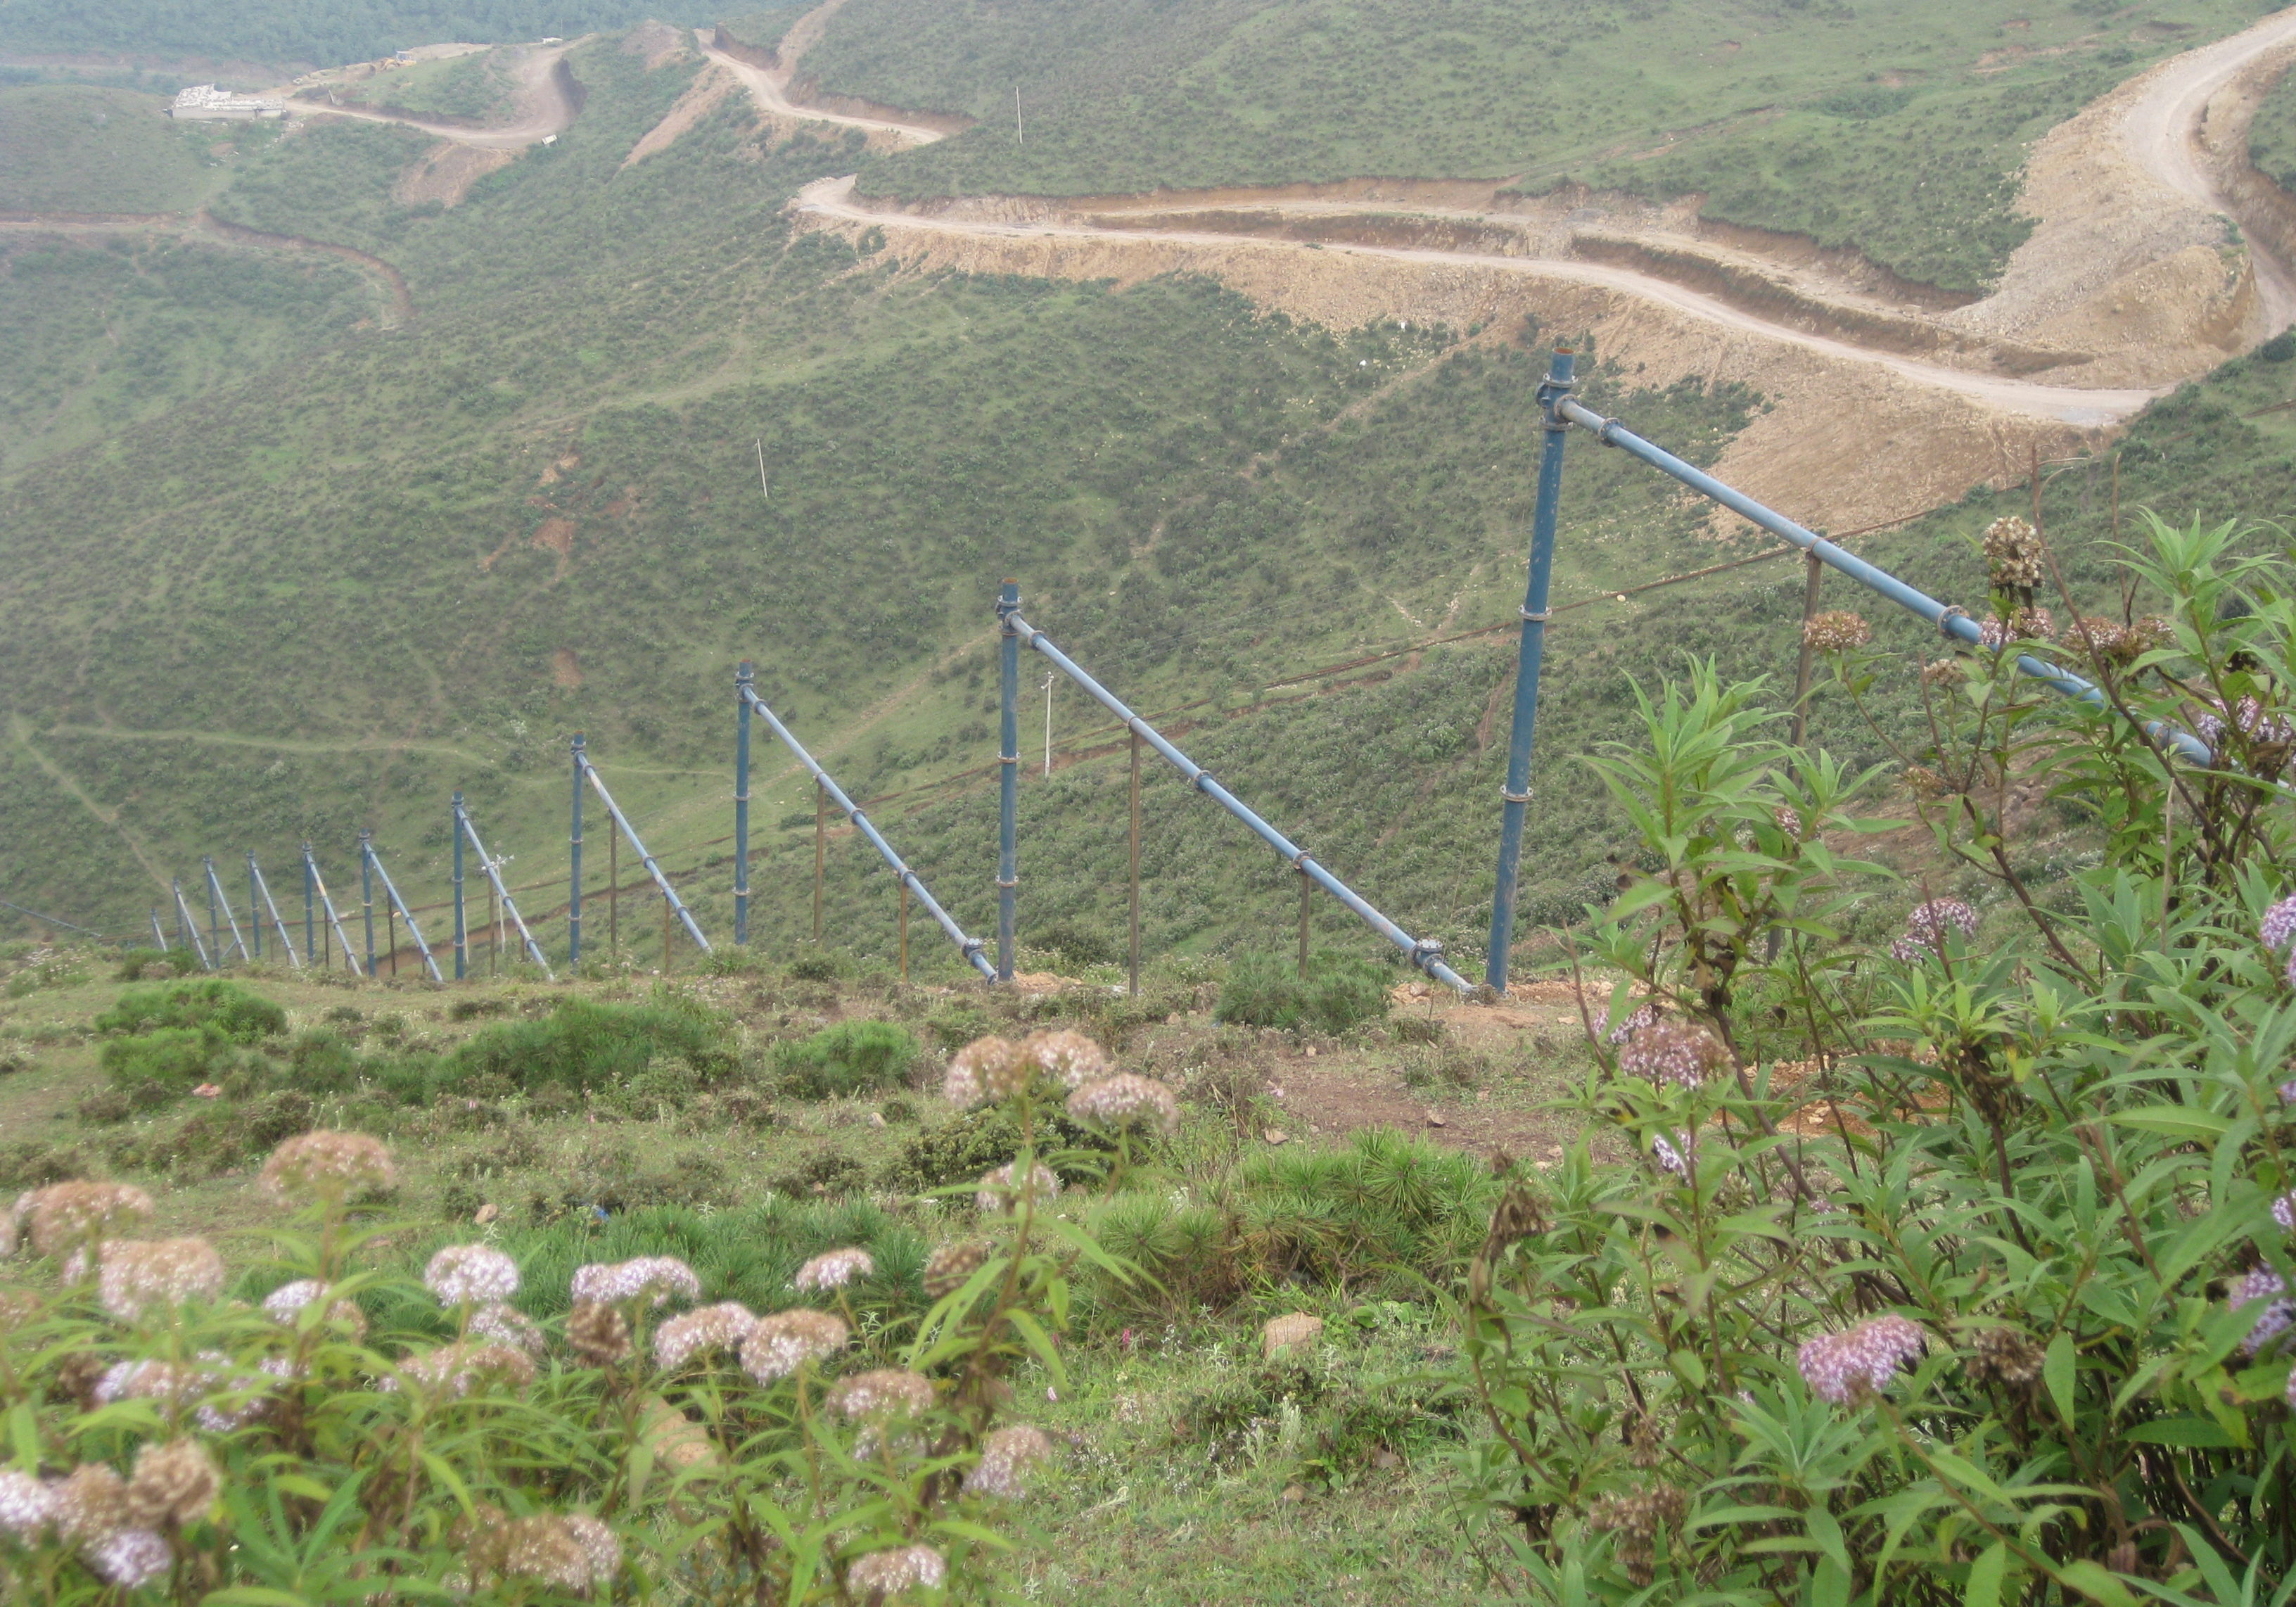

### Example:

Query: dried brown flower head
xmin=260 ymin=1131 xmax=395 ymax=1205
xmin=847 ymin=1543 xmax=946 ymax=1597
xmin=738 ymin=1307 xmax=847 ymax=1382
xmin=827 ymin=1368 xmax=935 ymax=1422
xmin=97 ymin=1238 xmax=226 ymax=1321
xmin=1587 ymin=1484 xmax=1690 ymax=1585
xmin=923 ymin=1238 xmax=992 ymax=1300
xmin=1903 ymin=765 xmax=1952 ymax=801
xmin=1965 ymin=1325 xmax=2045 ymax=1388
xmin=567 ymin=1300 xmax=632 ymax=1367
xmin=125 ymin=1440 xmax=219 ymax=1530
xmin=1982 ymin=515 xmax=2045 ymax=591
xmin=976 ymin=1161 xmax=1060 ymax=1216
xmin=1021 ymin=1029 xmax=1111 ymax=1089
xmin=1801 ymin=611 xmax=1873 ymax=654
xmin=1065 ymin=1073 xmax=1180 ymax=1135
xmin=944 ymin=1036 xmax=1028 ymax=1110
xmin=50 ymin=1462 xmax=129 ymax=1546
xmin=20 ymin=1181 xmax=155 ymax=1259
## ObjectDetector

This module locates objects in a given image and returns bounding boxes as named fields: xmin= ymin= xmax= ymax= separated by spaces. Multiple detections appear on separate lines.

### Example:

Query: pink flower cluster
xmin=976 ymin=1162 xmax=1060 ymax=1215
xmin=1617 ymin=1020 xmax=1725 ymax=1090
xmin=425 ymin=1244 xmax=520 ymax=1306
xmin=1066 ymin=1072 xmax=1180 ymax=1134
xmin=2262 ymin=894 xmax=2296 ymax=953
xmin=654 ymin=1302 xmax=758 ymax=1370
xmin=2231 ymin=1266 xmax=2295 ymax=1357
xmin=1797 ymin=1314 xmax=1925 ymax=1404
xmin=963 ymin=1425 xmax=1052 ymax=1499
xmin=848 ymin=1543 xmax=946 ymax=1596
xmin=739 ymin=1308 xmax=848 ymax=1382
xmin=1889 ymin=898 xmax=1979 ymax=962
xmin=793 ymin=1247 xmax=874 ymax=1292
xmin=570 ymin=1255 xmax=700 ymax=1308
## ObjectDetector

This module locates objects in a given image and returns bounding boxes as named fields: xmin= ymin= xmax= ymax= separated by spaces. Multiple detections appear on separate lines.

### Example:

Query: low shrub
xmin=770 ymin=1145 xmax=867 ymax=1199
xmin=110 ymin=946 xmax=198 ymax=980
xmin=923 ymin=998 xmax=997 ymax=1050
xmin=878 ymin=1103 xmax=1113 ymax=1195
xmin=98 ymin=1027 xmax=239 ymax=1099
xmin=1216 ymin=949 xmax=1391 ymax=1034
xmin=772 ymin=1020 xmax=919 ymax=1098
xmin=94 ymin=977 xmax=285 ymax=1042
xmin=445 ymin=994 xmax=730 ymax=1096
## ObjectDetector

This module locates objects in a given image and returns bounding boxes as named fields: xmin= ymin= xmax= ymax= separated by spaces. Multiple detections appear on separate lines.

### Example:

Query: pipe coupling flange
xmin=1500 ymin=787 xmax=1533 ymax=804
xmin=960 ymin=937 xmax=986 ymax=955
xmin=1937 ymin=604 xmax=1971 ymax=640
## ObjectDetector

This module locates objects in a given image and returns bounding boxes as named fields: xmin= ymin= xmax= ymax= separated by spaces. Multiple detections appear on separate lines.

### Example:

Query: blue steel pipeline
xmin=1003 ymin=609 xmax=1473 ymax=993
xmin=248 ymin=854 xmax=302 ymax=969
xmin=1552 ymin=397 xmax=2216 ymax=767
xmin=997 ymin=581 xmax=1021 ymax=981
xmin=574 ymin=754 xmax=713 ymax=953
xmin=364 ymin=844 xmax=443 ymax=982
xmin=453 ymin=801 xmax=554 ymax=977
xmin=734 ymin=662 xmax=755 ymax=946
xmin=739 ymin=682 xmax=996 ymax=980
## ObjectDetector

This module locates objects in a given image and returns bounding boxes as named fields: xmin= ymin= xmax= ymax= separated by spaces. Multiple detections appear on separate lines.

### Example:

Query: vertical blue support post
xmin=205 ymin=856 xmax=221 ymax=962
xmin=996 ymin=580 xmax=1020 ymax=982
xmin=247 ymin=853 xmax=261 ymax=960
xmin=734 ymin=662 xmax=754 ymax=946
xmin=569 ymin=735 xmax=585 ymax=968
xmin=359 ymin=830 xmax=376 ymax=978
xmin=452 ymin=791 xmax=467 ymax=981
xmin=151 ymin=908 xmax=168 ymax=951
xmin=302 ymin=845 xmax=314 ymax=964
xmin=1486 ymin=348 xmax=1576 ymax=996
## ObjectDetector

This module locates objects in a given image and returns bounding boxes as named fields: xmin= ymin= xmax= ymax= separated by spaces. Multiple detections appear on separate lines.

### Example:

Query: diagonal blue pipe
xmin=1004 ymin=607 xmax=1472 ymax=992
xmin=452 ymin=800 xmax=554 ymax=977
xmin=575 ymin=752 xmax=713 ymax=953
xmin=1552 ymin=397 xmax=2215 ymax=766
xmin=364 ymin=841 xmax=443 ymax=982
xmin=738 ymin=681 xmax=995 ymax=979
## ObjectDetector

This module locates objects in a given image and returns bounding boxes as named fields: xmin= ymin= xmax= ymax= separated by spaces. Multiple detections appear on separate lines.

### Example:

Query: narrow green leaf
xmin=2043 ymin=1331 xmax=2077 ymax=1426
xmin=1965 ymin=1542 xmax=2007 ymax=1607
xmin=2124 ymin=1416 xmax=2241 ymax=1448
xmin=2053 ymin=1559 xmax=2140 ymax=1606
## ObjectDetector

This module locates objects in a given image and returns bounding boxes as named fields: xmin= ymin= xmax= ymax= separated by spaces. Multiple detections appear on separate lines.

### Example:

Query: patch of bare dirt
xmin=394 ymin=141 xmax=514 ymax=206
xmin=552 ymin=649 xmax=584 ymax=689
xmin=532 ymin=516 xmax=576 ymax=577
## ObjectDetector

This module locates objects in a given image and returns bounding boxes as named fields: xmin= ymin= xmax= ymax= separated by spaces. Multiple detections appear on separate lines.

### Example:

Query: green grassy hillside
xmin=338 ymin=46 xmax=516 ymax=120
xmin=0 ymin=234 xmax=376 ymax=474
xmin=0 ymin=84 xmax=227 ymax=212
xmin=0 ymin=0 xmax=708 ymax=71
xmin=2252 ymin=60 xmax=2296 ymax=190
xmin=820 ymin=0 xmax=2269 ymax=293
xmin=4 ymin=23 xmax=2295 ymax=982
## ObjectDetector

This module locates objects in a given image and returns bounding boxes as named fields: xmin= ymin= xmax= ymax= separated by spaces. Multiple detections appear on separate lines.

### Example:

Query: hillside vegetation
xmin=2252 ymin=58 xmax=2296 ymax=190
xmin=2 ymin=22 xmax=2295 ymax=982
xmin=336 ymin=46 xmax=517 ymax=120
xmin=0 ymin=0 xmax=707 ymax=71
xmin=820 ymin=0 xmax=2269 ymax=293
xmin=0 ymin=84 xmax=225 ymax=212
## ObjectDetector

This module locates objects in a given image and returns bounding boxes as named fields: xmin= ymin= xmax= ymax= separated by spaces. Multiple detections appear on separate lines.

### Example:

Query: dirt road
xmin=692 ymin=32 xmax=941 ymax=146
xmin=288 ymin=39 xmax=583 ymax=150
xmin=751 ymin=5 xmax=2296 ymax=428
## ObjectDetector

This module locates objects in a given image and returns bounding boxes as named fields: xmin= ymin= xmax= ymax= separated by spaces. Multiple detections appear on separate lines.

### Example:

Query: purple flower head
xmin=1600 ymin=1003 xmax=1659 ymax=1047
xmin=2232 ymin=1266 xmax=2296 ymax=1357
xmin=2275 ymin=1195 xmax=2295 ymax=1233
xmin=1617 ymin=1020 xmax=1726 ymax=1089
xmin=1650 ymin=1131 xmax=1692 ymax=1176
xmin=1892 ymin=898 xmax=1979 ymax=962
xmin=1797 ymin=1314 xmax=1925 ymax=1404
xmin=2263 ymin=895 xmax=2296 ymax=953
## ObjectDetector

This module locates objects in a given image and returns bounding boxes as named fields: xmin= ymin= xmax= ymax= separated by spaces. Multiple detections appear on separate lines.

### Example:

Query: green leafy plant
xmin=773 ymin=1019 xmax=920 ymax=1098
xmin=1217 ymin=948 xmax=1391 ymax=1034
xmin=94 ymin=977 xmax=285 ymax=1042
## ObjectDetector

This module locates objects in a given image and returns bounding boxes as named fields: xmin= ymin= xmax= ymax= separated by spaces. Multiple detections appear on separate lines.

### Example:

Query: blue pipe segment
xmin=574 ymin=751 xmax=713 ymax=954
xmin=173 ymin=879 xmax=214 ymax=970
xmin=997 ymin=580 xmax=1021 ymax=981
xmin=1553 ymin=397 xmax=2217 ymax=767
xmin=568 ymin=737 xmax=585 ymax=967
xmin=203 ymin=856 xmax=248 ymax=964
xmin=454 ymin=800 xmax=554 ymax=977
xmin=302 ymin=845 xmax=315 ymax=963
xmin=452 ymin=790 xmax=467 ymax=981
xmin=359 ymin=830 xmax=377 ymax=977
xmin=248 ymin=853 xmax=302 ymax=969
xmin=248 ymin=856 xmax=260 ymax=960
xmin=151 ymin=909 xmax=170 ymax=951
xmin=302 ymin=848 xmax=361 ymax=974
xmin=1002 ymin=608 xmax=1473 ymax=992
xmin=734 ymin=661 xmax=755 ymax=946
xmin=739 ymin=682 xmax=996 ymax=980
xmin=1487 ymin=349 xmax=1577 ymax=993
xmin=363 ymin=841 xmax=443 ymax=982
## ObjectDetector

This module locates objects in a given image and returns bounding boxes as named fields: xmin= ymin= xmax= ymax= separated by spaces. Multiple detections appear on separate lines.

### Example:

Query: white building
xmin=170 ymin=84 xmax=288 ymax=121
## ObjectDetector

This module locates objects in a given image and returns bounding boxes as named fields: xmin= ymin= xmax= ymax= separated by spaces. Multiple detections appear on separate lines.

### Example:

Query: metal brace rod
xmin=248 ymin=853 xmax=302 ymax=969
xmin=1555 ymin=397 xmax=2216 ymax=766
xmin=362 ymin=841 xmax=443 ymax=982
xmin=739 ymin=681 xmax=995 ymax=979
xmin=1004 ymin=608 xmax=1472 ymax=992
xmin=575 ymin=754 xmax=713 ymax=954
xmin=172 ymin=879 xmax=214 ymax=970
xmin=302 ymin=849 xmax=362 ymax=974
xmin=203 ymin=857 xmax=250 ymax=963
xmin=454 ymin=801 xmax=554 ymax=977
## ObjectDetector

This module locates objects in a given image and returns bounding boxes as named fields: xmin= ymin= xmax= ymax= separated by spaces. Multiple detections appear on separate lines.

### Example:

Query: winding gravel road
xmin=765 ymin=6 xmax=2296 ymax=426
xmin=291 ymin=39 xmax=585 ymax=151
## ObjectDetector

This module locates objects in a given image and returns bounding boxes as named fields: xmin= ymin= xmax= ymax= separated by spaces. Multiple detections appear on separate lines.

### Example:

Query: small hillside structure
xmin=170 ymin=84 xmax=288 ymax=120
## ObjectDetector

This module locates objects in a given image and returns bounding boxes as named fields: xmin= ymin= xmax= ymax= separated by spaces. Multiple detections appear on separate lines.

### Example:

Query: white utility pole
xmin=755 ymin=438 xmax=768 ymax=501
